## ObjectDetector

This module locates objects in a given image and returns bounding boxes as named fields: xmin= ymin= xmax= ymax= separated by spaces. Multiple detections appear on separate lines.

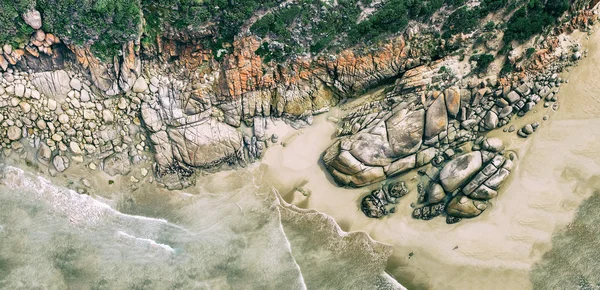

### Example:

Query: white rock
xmin=52 ymin=155 xmax=69 ymax=172
xmin=51 ymin=133 xmax=62 ymax=142
xmin=71 ymin=98 xmax=80 ymax=108
xmin=132 ymin=77 xmax=148 ymax=93
xmin=22 ymin=9 xmax=42 ymax=29
xmin=31 ymin=90 xmax=40 ymax=99
xmin=19 ymin=101 xmax=31 ymax=113
xmin=14 ymin=84 xmax=25 ymax=97
xmin=118 ymin=98 xmax=129 ymax=110
xmin=69 ymin=141 xmax=82 ymax=155
xmin=69 ymin=78 xmax=82 ymax=91
xmin=47 ymin=99 xmax=57 ymax=111
xmin=36 ymin=119 xmax=46 ymax=130
xmin=7 ymin=125 xmax=21 ymax=140
xmin=83 ymin=109 xmax=96 ymax=120
xmin=102 ymin=110 xmax=114 ymax=123
xmin=58 ymin=114 xmax=69 ymax=124
xmin=80 ymin=90 xmax=90 ymax=102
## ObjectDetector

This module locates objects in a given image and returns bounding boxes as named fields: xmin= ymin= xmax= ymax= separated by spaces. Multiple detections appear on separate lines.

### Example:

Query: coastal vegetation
xmin=0 ymin=0 xmax=573 ymax=61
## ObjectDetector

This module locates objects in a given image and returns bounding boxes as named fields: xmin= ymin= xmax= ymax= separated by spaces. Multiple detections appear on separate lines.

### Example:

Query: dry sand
xmin=259 ymin=27 xmax=600 ymax=290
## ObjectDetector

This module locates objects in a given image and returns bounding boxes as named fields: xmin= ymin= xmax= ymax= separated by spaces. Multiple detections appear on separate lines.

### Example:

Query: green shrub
xmin=443 ymin=7 xmax=481 ymax=35
xmin=0 ymin=1 xmax=36 ymax=46
xmin=37 ymin=0 xmax=142 ymax=60
xmin=503 ymin=0 xmax=569 ymax=44
xmin=470 ymin=53 xmax=494 ymax=72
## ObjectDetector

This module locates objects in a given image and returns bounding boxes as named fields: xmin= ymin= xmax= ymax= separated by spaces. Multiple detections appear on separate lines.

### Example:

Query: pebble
xmin=7 ymin=125 xmax=21 ymax=140
xmin=58 ymin=114 xmax=69 ymax=124
xmin=19 ymin=101 xmax=31 ymax=113
xmin=47 ymin=99 xmax=57 ymax=111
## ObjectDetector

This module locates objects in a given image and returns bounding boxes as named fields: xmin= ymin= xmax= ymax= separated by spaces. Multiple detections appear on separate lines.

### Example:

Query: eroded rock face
xmin=323 ymin=59 xmax=468 ymax=187
xmin=386 ymin=109 xmax=424 ymax=157
xmin=31 ymin=70 xmax=71 ymax=101
xmin=425 ymin=94 xmax=448 ymax=139
xmin=167 ymin=119 xmax=243 ymax=168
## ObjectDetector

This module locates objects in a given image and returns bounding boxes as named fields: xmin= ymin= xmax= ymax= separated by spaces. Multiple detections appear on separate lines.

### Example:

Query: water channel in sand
xmin=260 ymin=27 xmax=600 ymax=289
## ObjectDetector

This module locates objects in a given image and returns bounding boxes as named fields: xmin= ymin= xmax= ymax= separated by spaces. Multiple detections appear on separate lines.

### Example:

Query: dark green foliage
xmin=480 ymin=0 xmax=508 ymax=11
xmin=37 ymin=0 xmax=142 ymax=61
xmin=503 ymin=0 xmax=570 ymax=44
xmin=443 ymin=7 xmax=481 ymax=35
xmin=0 ymin=1 xmax=36 ymax=46
xmin=251 ymin=7 xmax=301 ymax=39
xmin=470 ymin=53 xmax=494 ymax=72
xmin=526 ymin=47 xmax=536 ymax=58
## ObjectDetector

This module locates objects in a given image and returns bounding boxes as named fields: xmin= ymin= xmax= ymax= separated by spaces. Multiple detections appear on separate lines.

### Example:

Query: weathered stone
xmin=69 ymin=141 xmax=82 ymax=155
xmin=483 ymin=111 xmax=498 ymax=130
xmin=385 ymin=154 xmax=416 ymax=176
xmin=58 ymin=114 xmax=69 ymax=124
xmin=53 ymin=155 xmax=70 ymax=172
xmin=22 ymin=9 xmax=42 ymax=29
xmin=167 ymin=118 xmax=243 ymax=168
xmin=102 ymin=152 xmax=131 ymax=176
xmin=444 ymin=87 xmax=461 ymax=118
xmin=439 ymin=151 xmax=483 ymax=192
xmin=70 ymin=78 xmax=82 ymax=91
xmin=349 ymin=132 xmax=393 ymax=167
xmin=425 ymin=95 xmax=448 ymax=139
xmin=140 ymin=102 xmax=162 ymax=132
xmin=484 ymin=168 xmax=511 ymax=190
xmin=83 ymin=109 xmax=96 ymax=120
xmin=427 ymin=183 xmax=446 ymax=204
xmin=446 ymin=195 xmax=487 ymax=218
xmin=385 ymin=109 xmax=424 ymax=157
xmin=102 ymin=110 xmax=114 ymax=123
xmin=14 ymin=84 xmax=25 ymax=97
xmin=470 ymin=184 xmax=498 ymax=200
xmin=132 ymin=77 xmax=148 ymax=93
xmin=37 ymin=143 xmax=52 ymax=165
xmin=504 ymin=91 xmax=521 ymax=104
xmin=327 ymin=150 xmax=366 ymax=175
xmin=482 ymin=137 xmax=503 ymax=152
xmin=31 ymin=70 xmax=71 ymax=101
xmin=0 ymin=55 xmax=8 ymax=71
xmin=7 ymin=126 xmax=21 ymax=141
xmin=416 ymin=147 xmax=436 ymax=167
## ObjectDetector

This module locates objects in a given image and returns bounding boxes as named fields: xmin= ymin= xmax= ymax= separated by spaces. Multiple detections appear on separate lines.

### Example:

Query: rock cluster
xmin=360 ymin=181 xmax=409 ymax=218
xmin=411 ymin=137 xmax=515 ymax=223
xmin=518 ymin=122 xmax=540 ymax=138
xmin=0 ymin=67 xmax=149 ymax=178
xmin=329 ymin=24 xmax=584 ymax=221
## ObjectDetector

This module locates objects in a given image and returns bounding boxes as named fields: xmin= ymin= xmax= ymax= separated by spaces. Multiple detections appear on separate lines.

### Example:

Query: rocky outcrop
xmin=439 ymin=151 xmax=482 ymax=192
xmin=408 ymin=137 xmax=517 ymax=222
xmin=31 ymin=70 xmax=71 ymax=101
xmin=323 ymin=58 xmax=476 ymax=187
xmin=361 ymin=181 xmax=409 ymax=218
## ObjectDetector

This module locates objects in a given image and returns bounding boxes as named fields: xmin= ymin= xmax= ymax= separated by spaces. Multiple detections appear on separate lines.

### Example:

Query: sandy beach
xmin=259 ymin=26 xmax=600 ymax=290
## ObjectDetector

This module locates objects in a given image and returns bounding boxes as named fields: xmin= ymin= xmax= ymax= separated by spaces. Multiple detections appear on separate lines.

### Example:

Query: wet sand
xmin=260 ymin=26 xmax=600 ymax=289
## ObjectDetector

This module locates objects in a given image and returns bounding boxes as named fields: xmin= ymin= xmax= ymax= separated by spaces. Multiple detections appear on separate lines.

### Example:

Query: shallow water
xmin=0 ymin=164 xmax=401 ymax=290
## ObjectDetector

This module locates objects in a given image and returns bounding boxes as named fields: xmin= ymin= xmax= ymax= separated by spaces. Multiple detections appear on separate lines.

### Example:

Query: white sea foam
xmin=116 ymin=231 xmax=176 ymax=253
